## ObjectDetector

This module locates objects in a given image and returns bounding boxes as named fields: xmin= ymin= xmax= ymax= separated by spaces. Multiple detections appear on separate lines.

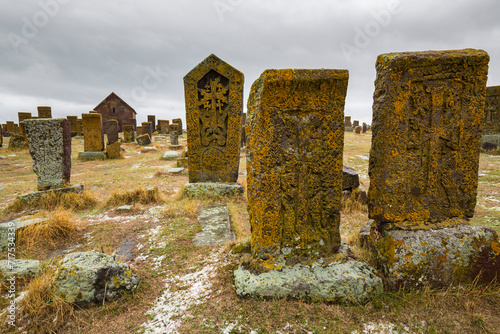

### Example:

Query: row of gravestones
xmin=16 ymin=49 xmax=500 ymax=304
xmin=182 ymin=50 xmax=500 ymax=300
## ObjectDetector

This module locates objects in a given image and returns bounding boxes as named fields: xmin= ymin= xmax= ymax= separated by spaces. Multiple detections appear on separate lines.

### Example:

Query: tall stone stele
xmin=78 ymin=113 xmax=107 ymax=160
xmin=483 ymin=86 xmax=500 ymax=135
xmin=37 ymin=106 xmax=52 ymax=118
xmin=182 ymin=54 xmax=244 ymax=196
xmin=365 ymin=49 xmax=500 ymax=288
xmin=18 ymin=118 xmax=84 ymax=205
xmin=123 ymin=125 xmax=135 ymax=143
xmin=172 ymin=118 xmax=183 ymax=136
xmin=247 ymin=69 xmax=347 ymax=262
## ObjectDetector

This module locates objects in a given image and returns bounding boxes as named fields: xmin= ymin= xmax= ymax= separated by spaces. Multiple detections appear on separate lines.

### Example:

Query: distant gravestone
xmin=6 ymin=121 xmax=15 ymax=134
xmin=18 ymin=112 xmax=32 ymax=135
xmin=104 ymin=119 xmax=119 ymax=144
xmin=136 ymin=134 xmax=151 ymax=146
xmin=172 ymin=118 xmax=183 ymax=136
xmin=79 ymin=113 xmax=106 ymax=160
xmin=142 ymin=122 xmax=152 ymax=139
xmin=353 ymin=120 xmax=359 ymax=127
xmin=123 ymin=125 xmax=135 ymax=143
xmin=365 ymin=49 xmax=498 ymax=289
xmin=240 ymin=112 xmax=247 ymax=147
xmin=158 ymin=120 xmax=169 ymax=134
xmin=77 ymin=119 xmax=83 ymax=137
xmin=354 ymin=126 xmax=362 ymax=134
xmin=137 ymin=126 xmax=143 ymax=135
xmin=344 ymin=116 xmax=352 ymax=128
xmin=183 ymin=54 xmax=243 ymax=184
xmin=37 ymin=106 xmax=52 ymax=118
xmin=169 ymin=124 xmax=179 ymax=146
xmin=247 ymin=69 xmax=348 ymax=261
xmin=67 ymin=116 xmax=78 ymax=136
xmin=106 ymin=141 xmax=121 ymax=159
xmin=147 ymin=115 xmax=156 ymax=132
xmin=483 ymin=86 xmax=500 ymax=134
xmin=24 ymin=118 xmax=72 ymax=190
xmin=362 ymin=122 xmax=367 ymax=133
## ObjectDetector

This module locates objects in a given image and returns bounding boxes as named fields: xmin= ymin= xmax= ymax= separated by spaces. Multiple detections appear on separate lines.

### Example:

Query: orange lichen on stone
xmin=37 ymin=106 xmax=52 ymax=118
xmin=483 ymin=86 xmax=500 ymax=134
xmin=184 ymin=54 xmax=244 ymax=183
xmin=123 ymin=125 xmax=135 ymax=143
xmin=247 ymin=69 xmax=348 ymax=261
xmin=82 ymin=113 xmax=104 ymax=152
xmin=368 ymin=49 xmax=490 ymax=226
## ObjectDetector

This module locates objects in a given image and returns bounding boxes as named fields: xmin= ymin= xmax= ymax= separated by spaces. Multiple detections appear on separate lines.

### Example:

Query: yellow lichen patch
xmin=82 ymin=113 xmax=104 ymax=152
xmin=183 ymin=54 xmax=244 ymax=183
xmin=247 ymin=69 xmax=348 ymax=262
xmin=368 ymin=49 xmax=490 ymax=226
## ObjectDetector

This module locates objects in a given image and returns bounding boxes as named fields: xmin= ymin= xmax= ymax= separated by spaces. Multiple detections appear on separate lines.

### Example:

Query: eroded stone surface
xmin=0 ymin=260 xmax=41 ymax=278
xmin=368 ymin=49 xmax=489 ymax=226
xmin=183 ymin=182 xmax=243 ymax=197
xmin=247 ymin=69 xmax=348 ymax=262
xmin=136 ymin=134 xmax=152 ymax=146
xmin=123 ymin=125 xmax=135 ymax=143
xmin=483 ymin=86 xmax=500 ymax=134
xmin=82 ymin=113 xmax=104 ymax=152
xmin=37 ymin=106 xmax=52 ymax=118
xmin=24 ymin=118 xmax=72 ymax=190
xmin=0 ymin=217 xmax=49 ymax=251
xmin=105 ymin=119 xmax=119 ymax=144
xmin=184 ymin=54 xmax=243 ymax=183
xmin=193 ymin=205 xmax=235 ymax=246
xmin=106 ymin=141 xmax=121 ymax=159
xmin=17 ymin=184 xmax=84 ymax=207
xmin=161 ymin=151 xmax=180 ymax=160
xmin=342 ymin=165 xmax=360 ymax=190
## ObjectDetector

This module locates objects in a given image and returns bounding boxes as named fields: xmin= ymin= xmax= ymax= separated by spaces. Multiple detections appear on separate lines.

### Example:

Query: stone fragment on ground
xmin=0 ymin=217 xmax=49 ymax=251
xmin=193 ymin=205 xmax=235 ymax=246
xmin=161 ymin=151 xmax=180 ymax=160
xmin=166 ymin=167 xmax=184 ymax=175
xmin=342 ymin=165 xmax=360 ymax=190
xmin=136 ymin=134 xmax=152 ymax=146
xmin=0 ymin=260 xmax=41 ymax=277
xmin=52 ymin=251 xmax=140 ymax=307
xmin=183 ymin=182 xmax=243 ymax=197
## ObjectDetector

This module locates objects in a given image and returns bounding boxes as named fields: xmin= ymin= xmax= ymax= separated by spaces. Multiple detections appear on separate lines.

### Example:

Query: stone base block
xmin=161 ymin=151 xmax=180 ymax=160
xmin=17 ymin=184 xmax=84 ymax=207
xmin=193 ymin=205 xmax=235 ymax=246
xmin=361 ymin=221 xmax=500 ymax=289
xmin=0 ymin=259 xmax=41 ymax=277
xmin=167 ymin=167 xmax=185 ymax=175
xmin=106 ymin=142 xmax=121 ymax=159
xmin=183 ymin=182 xmax=243 ymax=197
xmin=78 ymin=151 xmax=107 ymax=160
xmin=169 ymin=144 xmax=183 ymax=150
xmin=234 ymin=259 xmax=383 ymax=304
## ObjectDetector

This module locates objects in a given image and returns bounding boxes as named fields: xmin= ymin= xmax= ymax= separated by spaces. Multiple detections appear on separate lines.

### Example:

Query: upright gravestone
xmin=169 ymin=124 xmax=180 ymax=147
xmin=18 ymin=119 xmax=83 ymax=205
xmin=104 ymin=119 xmax=119 ymax=144
xmin=77 ymin=119 xmax=83 ymax=137
xmin=142 ymin=122 xmax=153 ymax=139
xmin=158 ymin=120 xmax=169 ymax=134
xmin=353 ymin=120 xmax=359 ymax=127
xmin=182 ymin=54 xmax=244 ymax=196
xmin=147 ymin=116 xmax=156 ymax=132
xmin=67 ymin=116 xmax=78 ymax=136
xmin=362 ymin=122 xmax=367 ymax=133
xmin=365 ymin=49 xmax=499 ymax=288
xmin=123 ymin=125 xmax=135 ymax=143
xmin=234 ymin=68 xmax=383 ymax=303
xmin=6 ymin=122 xmax=15 ymax=134
xmin=344 ymin=116 xmax=352 ymax=128
xmin=483 ymin=86 xmax=500 ymax=135
xmin=37 ymin=106 xmax=52 ymax=119
xmin=240 ymin=112 xmax=247 ymax=147
xmin=78 ymin=113 xmax=106 ymax=160
xmin=172 ymin=118 xmax=183 ymax=136
xmin=18 ymin=112 xmax=32 ymax=136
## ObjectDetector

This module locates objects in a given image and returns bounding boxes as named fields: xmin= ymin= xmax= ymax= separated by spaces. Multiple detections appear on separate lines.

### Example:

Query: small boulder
xmin=342 ymin=165 xmax=360 ymax=190
xmin=52 ymin=251 xmax=140 ymax=307
xmin=161 ymin=151 xmax=179 ymax=160
xmin=136 ymin=134 xmax=152 ymax=146
xmin=0 ymin=260 xmax=41 ymax=278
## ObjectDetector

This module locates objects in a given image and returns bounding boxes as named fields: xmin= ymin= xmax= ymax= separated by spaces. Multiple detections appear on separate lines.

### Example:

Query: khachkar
xmin=182 ymin=54 xmax=244 ymax=196
xmin=78 ymin=113 xmax=107 ymax=160
xmin=37 ymin=106 xmax=52 ymax=118
xmin=364 ymin=49 xmax=500 ymax=289
xmin=482 ymin=86 xmax=500 ymax=134
xmin=234 ymin=69 xmax=383 ymax=303
xmin=18 ymin=118 xmax=83 ymax=205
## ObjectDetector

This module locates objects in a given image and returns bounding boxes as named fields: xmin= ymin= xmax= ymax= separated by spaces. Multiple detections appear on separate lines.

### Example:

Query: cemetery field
xmin=0 ymin=131 xmax=499 ymax=334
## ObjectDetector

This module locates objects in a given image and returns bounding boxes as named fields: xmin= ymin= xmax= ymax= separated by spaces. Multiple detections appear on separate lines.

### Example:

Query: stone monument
xmin=123 ymin=125 xmax=135 ymax=143
xmin=142 ymin=122 xmax=153 ymax=139
xmin=182 ymin=54 xmax=244 ymax=196
xmin=104 ymin=119 xmax=120 ymax=159
xmin=172 ymin=118 xmax=183 ymax=136
xmin=78 ymin=113 xmax=106 ymax=160
xmin=67 ymin=116 xmax=78 ymax=137
xmin=147 ymin=115 xmax=156 ymax=132
xmin=37 ymin=106 xmax=52 ymax=118
xmin=364 ymin=49 xmax=499 ymax=288
xmin=344 ymin=116 xmax=352 ymax=128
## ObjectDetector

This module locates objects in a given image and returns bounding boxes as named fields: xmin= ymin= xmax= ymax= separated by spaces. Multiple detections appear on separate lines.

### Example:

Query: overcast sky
xmin=1 ymin=0 xmax=499 ymax=126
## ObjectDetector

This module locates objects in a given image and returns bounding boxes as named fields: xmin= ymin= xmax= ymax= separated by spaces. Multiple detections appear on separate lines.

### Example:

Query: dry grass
xmin=12 ymin=270 xmax=77 ymax=334
xmin=3 ymin=190 xmax=98 ymax=214
xmin=105 ymin=186 xmax=163 ymax=207
xmin=17 ymin=210 xmax=78 ymax=250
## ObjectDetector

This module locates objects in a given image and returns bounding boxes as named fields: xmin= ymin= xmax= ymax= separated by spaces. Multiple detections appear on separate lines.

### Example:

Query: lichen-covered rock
xmin=368 ymin=49 xmax=489 ymax=226
xmin=106 ymin=141 xmax=121 ymax=159
xmin=247 ymin=69 xmax=348 ymax=262
xmin=342 ymin=165 xmax=360 ymax=190
xmin=366 ymin=222 xmax=500 ymax=289
xmin=234 ymin=259 xmax=383 ymax=304
xmin=184 ymin=54 xmax=243 ymax=183
xmin=8 ymin=134 xmax=29 ymax=150
xmin=123 ymin=125 xmax=135 ymax=143
xmin=82 ymin=113 xmax=104 ymax=152
xmin=172 ymin=118 xmax=183 ymax=136
xmin=136 ymin=134 xmax=152 ymax=146
xmin=104 ymin=119 xmax=119 ymax=144
xmin=142 ymin=122 xmax=153 ymax=139
xmin=24 ymin=118 xmax=72 ymax=190
xmin=161 ymin=151 xmax=180 ymax=160
xmin=52 ymin=251 xmax=140 ymax=307
xmin=183 ymin=182 xmax=243 ymax=197
xmin=483 ymin=86 xmax=500 ymax=134
xmin=37 ymin=106 xmax=52 ymax=118
xmin=0 ymin=260 xmax=41 ymax=278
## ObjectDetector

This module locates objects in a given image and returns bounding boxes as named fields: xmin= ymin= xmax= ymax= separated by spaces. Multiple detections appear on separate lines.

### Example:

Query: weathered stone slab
xmin=344 ymin=116 xmax=352 ymax=127
xmin=18 ymin=112 xmax=32 ymax=136
xmin=158 ymin=120 xmax=169 ymax=134
xmin=342 ymin=165 xmax=360 ymax=190
xmin=362 ymin=221 xmax=500 ymax=288
xmin=0 ymin=260 xmax=41 ymax=278
xmin=78 ymin=151 xmax=106 ymax=160
xmin=52 ymin=251 xmax=140 ymax=307
xmin=240 ymin=112 xmax=247 ymax=147
xmin=169 ymin=124 xmax=179 ymax=146
xmin=193 ymin=205 xmax=235 ymax=246
xmin=353 ymin=120 xmax=359 ymax=127
xmin=123 ymin=125 xmax=135 ymax=143
xmin=362 ymin=123 xmax=367 ymax=133
xmin=368 ymin=49 xmax=489 ymax=225
xmin=82 ymin=113 xmax=104 ymax=152
xmin=177 ymin=157 xmax=188 ymax=167
xmin=247 ymin=69 xmax=348 ymax=261
xmin=0 ymin=217 xmax=49 ymax=251
xmin=104 ymin=119 xmax=119 ymax=144
xmin=167 ymin=167 xmax=185 ymax=174
xmin=8 ymin=133 xmax=29 ymax=150
xmin=142 ymin=122 xmax=152 ymax=139
xmin=354 ymin=126 xmax=362 ymax=134
xmin=77 ymin=119 xmax=83 ymax=136
xmin=24 ymin=118 xmax=72 ymax=190
xmin=0 ymin=124 xmax=3 ymax=147
xmin=6 ymin=121 xmax=15 ymax=134
xmin=17 ymin=184 xmax=84 ymax=206
xmin=184 ymin=54 xmax=243 ymax=183
xmin=161 ymin=151 xmax=180 ymax=160
xmin=483 ymin=86 xmax=500 ymax=134
xmin=136 ymin=134 xmax=151 ymax=146
xmin=147 ymin=115 xmax=156 ymax=132
xmin=67 ymin=116 xmax=78 ymax=136
xmin=172 ymin=118 xmax=183 ymax=136
xmin=234 ymin=260 xmax=382 ymax=304
xmin=37 ymin=106 xmax=52 ymax=118
xmin=106 ymin=141 xmax=121 ymax=159
xmin=183 ymin=182 xmax=243 ymax=197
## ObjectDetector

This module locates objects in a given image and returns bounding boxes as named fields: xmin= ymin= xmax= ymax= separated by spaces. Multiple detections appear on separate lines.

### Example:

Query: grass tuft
xmin=106 ymin=186 xmax=163 ymax=207
xmin=3 ymin=191 xmax=98 ymax=214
